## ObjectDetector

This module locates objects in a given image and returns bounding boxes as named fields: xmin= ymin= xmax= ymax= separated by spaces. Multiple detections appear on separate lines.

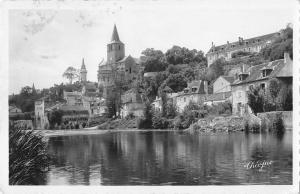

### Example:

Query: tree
xmin=260 ymin=26 xmax=293 ymax=61
xmin=62 ymin=66 xmax=79 ymax=84
xmin=269 ymin=78 xmax=280 ymax=104
xmin=141 ymin=48 xmax=167 ymax=72
xmin=247 ymin=86 xmax=265 ymax=115
xmin=163 ymin=73 xmax=187 ymax=93
xmin=165 ymin=45 xmax=206 ymax=66
xmin=206 ymin=58 xmax=226 ymax=81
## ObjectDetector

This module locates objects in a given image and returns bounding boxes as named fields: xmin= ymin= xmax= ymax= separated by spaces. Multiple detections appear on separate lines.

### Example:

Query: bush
xmin=125 ymin=112 xmax=135 ymax=120
xmin=152 ymin=110 xmax=169 ymax=129
xmin=272 ymin=113 xmax=285 ymax=134
xmin=9 ymin=128 xmax=49 ymax=185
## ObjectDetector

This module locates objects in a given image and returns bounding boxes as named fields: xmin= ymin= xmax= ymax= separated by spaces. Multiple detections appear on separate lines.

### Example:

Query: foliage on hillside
xmin=261 ymin=25 xmax=293 ymax=61
xmin=9 ymin=82 xmax=84 ymax=112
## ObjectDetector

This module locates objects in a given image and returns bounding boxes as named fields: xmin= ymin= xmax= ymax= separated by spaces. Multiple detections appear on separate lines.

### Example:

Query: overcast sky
xmin=9 ymin=0 xmax=294 ymax=94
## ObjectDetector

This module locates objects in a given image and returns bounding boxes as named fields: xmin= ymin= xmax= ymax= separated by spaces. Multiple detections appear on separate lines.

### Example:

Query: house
xmin=213 ymin=76 xmax=234 ymax=94
xmin=204 ymin=92 xmax=232 ymax=106
xmin=172 ymin=80 xmax=208 ymax=113
xmin=231 ymin=52 xmax=292 ymax=116
xmin=120 ymin=89 xmax=144 ymax=118
xmin=63 ymin=91 xmax=83 ymax=106
xmin=59 ymin=105 xmax=89 ymax=125
xmin=9 ymin=105 xmax=22 ymax=115
xmin=206 ymin=32 xmax=279 ymax=66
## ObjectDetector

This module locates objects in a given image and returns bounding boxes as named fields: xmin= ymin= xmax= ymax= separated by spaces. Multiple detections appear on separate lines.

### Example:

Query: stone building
xmin=152 ymin=80 xmax=209 ymax=113
xmin=98 ymin=24 xmax=140 ymax=98
xmin=120 ymin=89 xmax=144 ymax=118
xmin=206 ymin=32 xmax=279 ymax=66
xmin=231 ymin=53 xmax=292 ymax=116
xmin=213 ymin=76 xmax=234 ymax=94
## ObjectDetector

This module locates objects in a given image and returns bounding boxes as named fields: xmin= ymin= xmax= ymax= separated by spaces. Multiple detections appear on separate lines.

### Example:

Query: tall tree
xmin=62 ymin=66 xmax=79 ymax=84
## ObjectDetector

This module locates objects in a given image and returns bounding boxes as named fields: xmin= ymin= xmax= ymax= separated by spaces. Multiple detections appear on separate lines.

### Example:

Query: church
xmin=97 ymin=24 xmax=141 ymax=98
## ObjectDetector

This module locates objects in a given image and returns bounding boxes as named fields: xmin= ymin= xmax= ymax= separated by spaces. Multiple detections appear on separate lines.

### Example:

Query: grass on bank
xmin=9 ymin=126 xmax=49 ymax=185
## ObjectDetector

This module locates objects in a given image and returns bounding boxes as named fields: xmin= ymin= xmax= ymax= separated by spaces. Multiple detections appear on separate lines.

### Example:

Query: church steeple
xmin=107 ymin=24 xmax=125 ymax=64
xmin=80 ymin=58 xmax=87 ymax=83
xmin=111 ymin=24 xmax=121 ymax=42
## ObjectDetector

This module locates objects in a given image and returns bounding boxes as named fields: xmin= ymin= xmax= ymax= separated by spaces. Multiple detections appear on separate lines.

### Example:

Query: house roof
xmin=221 ymin=76 xmax=235 ymax=84
xmin=207 ymin=32 xmax=277 ymax=54
xmin=231 ymin=58 xmax=289 ymax=86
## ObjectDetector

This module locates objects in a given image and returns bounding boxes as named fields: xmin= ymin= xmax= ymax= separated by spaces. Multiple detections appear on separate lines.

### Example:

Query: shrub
xmin=125 ymin=112 xmax=135 ymax=120
xmin=9 ymin=128 xmax=49 ymax=185
xmin=273 ymin=113 xmax=285 ymax=134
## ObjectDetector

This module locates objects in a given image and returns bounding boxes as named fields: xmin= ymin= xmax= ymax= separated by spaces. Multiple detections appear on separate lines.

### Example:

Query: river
xmin=44 ymin=131 xmax=292 ymax=185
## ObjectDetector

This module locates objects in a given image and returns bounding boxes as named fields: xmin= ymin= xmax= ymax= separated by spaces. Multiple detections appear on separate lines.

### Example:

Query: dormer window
xmin=184 ymin=88 xmax=189 ymax=94
xmin=261 ymin=68 xmax=272 ymax=77
xmin=238 ymin=73 xmax=249 ymax=81
xmin=191 ymin=87 xmax=197 ymax=93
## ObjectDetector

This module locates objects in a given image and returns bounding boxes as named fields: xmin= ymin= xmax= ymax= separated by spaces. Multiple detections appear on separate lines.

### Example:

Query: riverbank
xmin=35 ymin=128 xmax=176 ymax=137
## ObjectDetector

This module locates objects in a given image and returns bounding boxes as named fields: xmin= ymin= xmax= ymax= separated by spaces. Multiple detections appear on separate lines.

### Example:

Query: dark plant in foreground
xmin=9 ymin=128 xmax=49 ymax=185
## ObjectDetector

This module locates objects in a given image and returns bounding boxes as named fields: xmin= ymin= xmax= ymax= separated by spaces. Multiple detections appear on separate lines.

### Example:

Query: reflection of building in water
xmin=34 ymin=98 xmax=49 ymax=129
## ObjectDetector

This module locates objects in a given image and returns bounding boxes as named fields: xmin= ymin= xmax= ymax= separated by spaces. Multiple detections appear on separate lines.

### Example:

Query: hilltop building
xmin=98 ymin=24 xmax=141 ymax=98
xmin=206 ymin=32 xmax=280 ymax=66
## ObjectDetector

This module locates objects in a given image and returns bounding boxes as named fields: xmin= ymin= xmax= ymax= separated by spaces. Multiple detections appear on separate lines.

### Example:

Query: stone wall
xmin=257 ymin=111 xmax=292 ymax=130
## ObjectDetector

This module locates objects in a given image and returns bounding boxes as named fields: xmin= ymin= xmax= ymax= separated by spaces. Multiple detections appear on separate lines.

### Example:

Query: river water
xmin=45 ymin=131 xmax=292 ymax=185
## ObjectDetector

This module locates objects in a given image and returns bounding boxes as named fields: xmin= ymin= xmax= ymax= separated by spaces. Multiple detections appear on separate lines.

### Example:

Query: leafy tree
xmin=141 ymin=48 xmax=167 ymax=72
xmin=247 ymin=86 xmax=265 ymax=114
xmin=163 ymin=73 xmax=187 ymax=93
xmin=205 ymin=58 xmax=226 ymax=81
xmin=165 ymin=46 xmax=206 ymax=66
xmin=269 ymin=78 xmax=281 ymax=103
xmin=48 ymin=110 xmax=63 ymax=128
xmin=62 ymin=66 xmax=79 ymax=84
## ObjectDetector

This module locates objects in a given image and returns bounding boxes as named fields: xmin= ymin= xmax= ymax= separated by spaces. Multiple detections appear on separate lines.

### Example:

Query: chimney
xmin=284 ymin=52 xmax=291 ymax=63
xmin=227 ymin=41 xmax=230 ymax=46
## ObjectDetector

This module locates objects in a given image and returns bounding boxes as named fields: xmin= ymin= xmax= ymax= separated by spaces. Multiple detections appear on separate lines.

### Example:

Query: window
xmin=260 ymin=83 xmax=265 ymax=90
xmin=129 ymin=67 xmax=132 ymax=74
xmin=119 ymin=45 xmax=121 ymax=50
xmin=184 ymin=97 xmax=186 ymax=102
xmin=191 ymin=88 xmax=197 ymax=93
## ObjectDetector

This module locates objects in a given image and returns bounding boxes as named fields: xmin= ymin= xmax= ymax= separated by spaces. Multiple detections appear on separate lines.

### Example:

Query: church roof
xmin=110 ymin=24 xmax=122 ymax=43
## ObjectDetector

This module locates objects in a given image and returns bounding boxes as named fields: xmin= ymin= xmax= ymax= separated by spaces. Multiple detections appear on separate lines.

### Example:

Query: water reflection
xmin=46 ymin=131 xmax=292 ymax=185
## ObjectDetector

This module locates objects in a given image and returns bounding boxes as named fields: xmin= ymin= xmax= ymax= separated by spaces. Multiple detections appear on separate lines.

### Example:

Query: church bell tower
xmin=80 ymin=58 xmax=87 ymax=83
xmin=107 ymin=24 xmax=125 ymax=64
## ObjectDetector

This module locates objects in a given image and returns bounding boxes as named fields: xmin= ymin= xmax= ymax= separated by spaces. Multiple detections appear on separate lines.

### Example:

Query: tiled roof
xmin=221 ymin=76 xmax=235 ymax=84
xmin=207 ymin=32 xmax=277 ymax=54
xmin=231 ymin=59 xmax=287 ymax=86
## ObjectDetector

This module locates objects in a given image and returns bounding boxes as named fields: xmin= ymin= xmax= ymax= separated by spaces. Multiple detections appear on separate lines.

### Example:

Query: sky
xmin=8 ymin=0 xmax=294 ymax=94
